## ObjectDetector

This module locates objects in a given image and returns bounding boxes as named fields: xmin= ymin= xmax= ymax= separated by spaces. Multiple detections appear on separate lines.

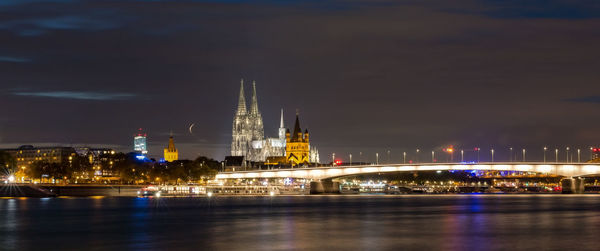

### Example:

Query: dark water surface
xmin=1 ymin=195 xmax=600 ymax=250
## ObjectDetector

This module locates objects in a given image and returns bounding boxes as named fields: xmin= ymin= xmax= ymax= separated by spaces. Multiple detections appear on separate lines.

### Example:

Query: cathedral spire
xmin=280 ymin=108 xmax=284 ymax=128
xmin=278 ymin=108 xmax=286 ymax=141
xmin=236 ymin=79 xmax=247 ymax=115
xmin=250 ymin=80 xmax=259 ymax=115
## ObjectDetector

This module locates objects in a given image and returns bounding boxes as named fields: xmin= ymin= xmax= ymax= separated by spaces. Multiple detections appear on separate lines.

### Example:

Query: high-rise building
xmin=134 ymin=128 xmax=148 ymax=154
xmin=163 ymin=134 xmax=178 ymax=162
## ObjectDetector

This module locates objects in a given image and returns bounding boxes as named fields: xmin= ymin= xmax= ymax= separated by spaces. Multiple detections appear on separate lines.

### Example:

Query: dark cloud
xmin=0 ymin=56 xmax=30 ymax=63
xmin=0 ymin=10 xmax=124 ymax=36
xmin=564 ymin=96 xmax=600 ymax=104
xmin=480 ymin=0 xmax=600 ymax=19
xmin=12 ymin=91 xmax=139 ymax=100
xmin=0 ymin=0 xmax=598 ymax=161
xmin=0 ymin=0 xmax=75 ymax=7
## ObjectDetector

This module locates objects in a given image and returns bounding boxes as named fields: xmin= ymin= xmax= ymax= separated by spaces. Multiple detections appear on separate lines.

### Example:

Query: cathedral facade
xmin=231 ymin=80 xmax=286 ymax=162
xmin=230 ymin=80 xmax=319 ymax=164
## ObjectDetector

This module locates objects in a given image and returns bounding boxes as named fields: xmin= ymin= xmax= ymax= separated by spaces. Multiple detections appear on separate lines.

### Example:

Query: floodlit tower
xmin=164 ymin=133 xmax=178 ymax=162
xmin=285 ymin=112 xmax=310 ymax=165
xmin=231 ymin=79 xmax=250 ymax=156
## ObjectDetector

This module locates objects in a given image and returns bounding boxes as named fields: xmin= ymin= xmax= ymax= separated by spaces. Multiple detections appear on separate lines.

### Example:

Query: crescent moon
xmin=188 ymin=123 xmax=195 ymax=134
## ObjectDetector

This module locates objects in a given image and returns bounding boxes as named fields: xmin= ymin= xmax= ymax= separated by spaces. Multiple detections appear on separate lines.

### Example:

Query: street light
xmin=444 ymin=146 xmax=455 ymax=162
xmin=543 ymin=146 xmax=547 ymax=163
xmin=332 ymin=153 xmax=335 ymax=167
xmin=491 ymin=149 xmax=494 ymax=162
xmin=432 ymin=151 xmax=435 ymax=163
xmin=475 ymin=147 xmax=480 ymax=162
xmin=460 ymin=150 xmax=464 ymax=162
xmin=509 ymin=147 xmax=513 ymax=162
xmin=566 ymin=147 xmax=570 ymax=163
xmin=577 ymin=149 xmax=581 ymax=163
xmin=555 ymin=149 xmax=559 ymax=162
xmin=349 ymin=154 xmax=352 ymax=166
xmin=387 ymin=150 xmax=391 ymax=164
xmin=376 ymin=153 xmax=379 ymax=165
xmin=416 ymin=149 xmax=420 ymax=163
xmin=403 ymin=152 xmax=407 ymax=164
xmin=522 ymin=149 xmax=526 ymax=162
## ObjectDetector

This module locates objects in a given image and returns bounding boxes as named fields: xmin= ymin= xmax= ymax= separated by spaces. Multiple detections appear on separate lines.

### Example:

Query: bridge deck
xmin=216 ymin=162 xmax=600 ymax=180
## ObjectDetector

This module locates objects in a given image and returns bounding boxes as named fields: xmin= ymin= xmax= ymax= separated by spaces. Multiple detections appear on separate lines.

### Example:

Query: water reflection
xmin=0 ymin=199 xmax=18 ymax=249
xmin=0 ymin=195 xmax=599 ymax=250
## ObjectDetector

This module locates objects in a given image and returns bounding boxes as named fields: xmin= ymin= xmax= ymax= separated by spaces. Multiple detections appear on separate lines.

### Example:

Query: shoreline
xmin=4 ymin=193 xmax=600 ymax=200
xmin=2 ymin=184 xmax=599 ymax=198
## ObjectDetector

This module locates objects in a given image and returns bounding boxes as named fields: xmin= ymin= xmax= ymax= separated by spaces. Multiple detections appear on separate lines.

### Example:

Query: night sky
xmin=1 ymin=0 xmax=599 ymax=162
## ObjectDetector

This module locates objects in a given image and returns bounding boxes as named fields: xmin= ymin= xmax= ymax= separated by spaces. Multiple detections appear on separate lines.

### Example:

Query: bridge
xmin=216 ymin=162 xmax=600 ymax=180
xmin=216 ymin=162 xmax=600 ymax=193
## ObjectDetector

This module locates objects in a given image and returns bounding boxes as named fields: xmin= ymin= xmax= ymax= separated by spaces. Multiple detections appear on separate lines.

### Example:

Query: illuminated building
xmin=230 ymin=80 xmax=285 ymax=161
xmin=75 ymin=147 xmax=115 ymax=157
xmin=3 ymin=145 xmax=77 ymax=168
xmin=285 ymin=113 xmax=310 ymax=165
xmin=134 ymin=128 xmax=148 ymax=154
xmin=163 ymin=134 xmax=178 ymax=162
xmin=310 ymin=146 xmax=320 ymax=164
xmin=230 ymin=79 xmax=319 ymax=164
xmin=75 ymin=147 xmax=115 ymax=166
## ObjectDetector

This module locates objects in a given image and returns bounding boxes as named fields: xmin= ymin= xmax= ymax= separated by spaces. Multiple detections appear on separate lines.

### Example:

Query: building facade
xmin=4 ymin=145 xmax=77 ymax=168
xmin=230 ymin=80 xmax=319 ymax=164
xmin=286 ymin=114 xmax=310 ymax=165
xmin=134 ymin=128 xmax=148 ymax=154
xmin=164 ymin=135 xmax=179 ymax=162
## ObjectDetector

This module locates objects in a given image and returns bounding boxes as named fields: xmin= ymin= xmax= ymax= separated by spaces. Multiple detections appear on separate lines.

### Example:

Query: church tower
xmin=163 ymin=133 xmax=178 ymax=162
xmin=231 ymin=79 xmax=250 ymax=156
xmin=285 ymin=112 xmax=310 ymax=165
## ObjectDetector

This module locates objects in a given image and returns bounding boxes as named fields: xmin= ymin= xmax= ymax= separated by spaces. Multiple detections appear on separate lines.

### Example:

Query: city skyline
xmin=2 ymin=2 xmax=600 ymax=249
xmin=1 ymin=0 xmax=600 ymax=161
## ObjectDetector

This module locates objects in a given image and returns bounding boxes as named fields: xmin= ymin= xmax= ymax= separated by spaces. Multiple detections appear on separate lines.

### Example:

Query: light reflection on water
xmin=0 ymin=195 xmax=600 ymax=250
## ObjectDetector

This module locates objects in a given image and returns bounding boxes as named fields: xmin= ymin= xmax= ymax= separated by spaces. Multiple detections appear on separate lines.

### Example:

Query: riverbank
xmin=0 ymin=184 xmax=144 ymax=197
xmin=3 ymin=183 xmax=600 ymax=197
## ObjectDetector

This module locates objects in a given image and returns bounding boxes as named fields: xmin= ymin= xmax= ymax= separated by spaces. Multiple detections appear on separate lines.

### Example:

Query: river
xmin=1 ymin=195 xmax=600 ymax=250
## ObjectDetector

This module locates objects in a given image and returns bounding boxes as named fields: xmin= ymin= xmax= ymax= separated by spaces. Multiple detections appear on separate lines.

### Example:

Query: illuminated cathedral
xmin=230 ymin=79 xmax=319 ymax=164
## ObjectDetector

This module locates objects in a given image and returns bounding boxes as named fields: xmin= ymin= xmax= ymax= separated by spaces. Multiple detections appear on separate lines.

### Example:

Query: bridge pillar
xmin=561 ymin=178 xmax=585 ymax=194
xmin=310 ymin=180 xmax=340 ymax=194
